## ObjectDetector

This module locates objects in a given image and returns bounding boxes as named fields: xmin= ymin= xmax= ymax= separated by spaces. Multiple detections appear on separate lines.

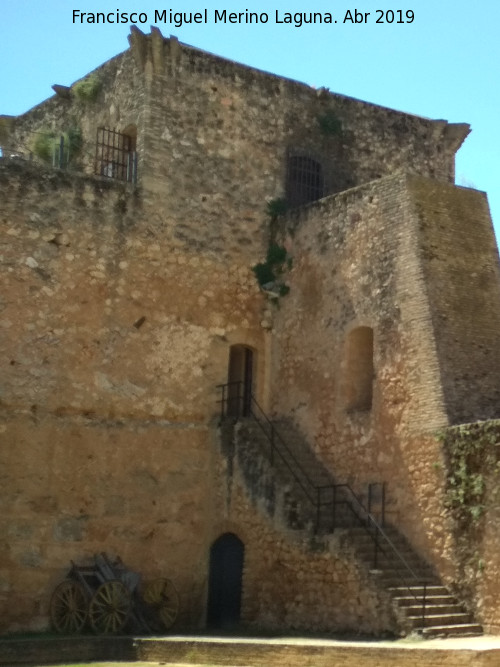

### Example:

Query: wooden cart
xmin=49 ymin=552 xmax=179 ymax=634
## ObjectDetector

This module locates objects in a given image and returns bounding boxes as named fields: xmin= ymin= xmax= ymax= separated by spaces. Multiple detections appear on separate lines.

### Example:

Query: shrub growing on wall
xmin=32 ymin=126 xmax=82 ymax=167
xmin=317 ymin=110 xmax=342 ymax=137
xmin=72 ymin=73 xmax=102 ymax=102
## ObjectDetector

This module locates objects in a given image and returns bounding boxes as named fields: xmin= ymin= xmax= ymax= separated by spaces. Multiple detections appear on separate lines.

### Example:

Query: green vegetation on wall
xmin=252 ymin=242 xmax=291 ymax=297
xmin=32 ymin=126 xmax=82 ymax=167
xmin=72 ymin=73 xmax=102 ymax=102
xmin=252 ymin=199 xmax=292 ymax=302
xmin=437 ymin=420 xmax=500 ymax=526
xmin=317 ymin=109 xmax=342 ymax=137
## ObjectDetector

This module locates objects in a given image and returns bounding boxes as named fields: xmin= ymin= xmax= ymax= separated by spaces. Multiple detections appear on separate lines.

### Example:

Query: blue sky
xmin=1 ymin=1 xmax=499 ymax=238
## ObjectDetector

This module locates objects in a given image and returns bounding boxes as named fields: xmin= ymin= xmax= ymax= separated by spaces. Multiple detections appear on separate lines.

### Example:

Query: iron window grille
xmin=95 ymin=127 xmax=137 ymax=183
xmin=286 ymin=154 xmax=324 ymax=207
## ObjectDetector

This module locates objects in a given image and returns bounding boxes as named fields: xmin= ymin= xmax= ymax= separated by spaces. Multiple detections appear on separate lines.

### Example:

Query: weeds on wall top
xmin=437 ymin=420 xmax=500 ymax=527
xmin=72 ymin=73 xmax=102 ymax=102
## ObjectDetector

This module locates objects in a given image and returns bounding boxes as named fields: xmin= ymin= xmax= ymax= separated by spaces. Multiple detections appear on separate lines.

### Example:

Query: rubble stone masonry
xmin=1 ymin=30 xmax=500 ymax=636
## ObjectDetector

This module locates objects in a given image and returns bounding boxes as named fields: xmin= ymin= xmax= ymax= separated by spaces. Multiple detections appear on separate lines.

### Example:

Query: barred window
xmin=95 ymin=127 xmax=137 ymax=183
xmin=286 ymin=155 xmax=324 ymax=207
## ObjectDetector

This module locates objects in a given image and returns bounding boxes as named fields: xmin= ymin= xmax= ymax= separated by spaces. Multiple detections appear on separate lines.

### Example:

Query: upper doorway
xmin=227 ymin=345 xmax=254 ymax=417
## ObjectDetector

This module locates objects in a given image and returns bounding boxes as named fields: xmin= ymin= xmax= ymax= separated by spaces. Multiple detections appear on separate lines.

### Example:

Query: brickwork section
xmin=410 ymin=178 xmax=500 ymax=423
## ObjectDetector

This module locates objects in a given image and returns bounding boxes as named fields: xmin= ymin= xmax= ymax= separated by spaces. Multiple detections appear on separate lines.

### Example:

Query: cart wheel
xmin=142 ymin=578 xmax=179 ymax=629
xmin=89 ymin=580 xmax=131 ymax=634
xmin=50 ymin=579 xmax=88 ymax=634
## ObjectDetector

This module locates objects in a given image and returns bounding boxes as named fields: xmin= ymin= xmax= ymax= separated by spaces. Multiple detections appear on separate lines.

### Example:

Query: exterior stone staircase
xmin=221 ymin=406 xmax=482 ymax=639
xmin=348 ymin=525 xmax=482 ymax=637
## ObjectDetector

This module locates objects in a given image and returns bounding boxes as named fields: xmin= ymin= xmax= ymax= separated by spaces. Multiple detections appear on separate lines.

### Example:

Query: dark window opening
xmin=95 ymin=127 xmax=137 ymax=183
xmin=344 ymin=326 xmax=374 ymax=411
xmin=286 ymin=155 xmax=324 ymax=207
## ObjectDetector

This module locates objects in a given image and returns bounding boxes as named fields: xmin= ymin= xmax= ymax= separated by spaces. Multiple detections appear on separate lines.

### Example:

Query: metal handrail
xmin=217 ymin=381 xmax=430 ymax=626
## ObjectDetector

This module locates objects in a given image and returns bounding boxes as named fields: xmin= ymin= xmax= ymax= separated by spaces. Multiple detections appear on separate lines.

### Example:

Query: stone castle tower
xmin=1 ymin=28 xmax=500 ymax=635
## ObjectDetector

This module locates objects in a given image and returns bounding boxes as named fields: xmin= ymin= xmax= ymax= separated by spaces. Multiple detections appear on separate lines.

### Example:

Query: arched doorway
xmin=206 ymin=533 xmax=244 ymax=629
xmin=227 ymin=345 xmax=254 ymax=417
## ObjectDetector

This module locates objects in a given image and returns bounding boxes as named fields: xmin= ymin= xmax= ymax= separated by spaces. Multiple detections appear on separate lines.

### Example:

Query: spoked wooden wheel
xmin=89 ymin=580 xmax=131 ymax=634
xmin=50 ymin=580 xmax=88 ymax=633
xmin=142 ymin=578 xmax=179 ymax=629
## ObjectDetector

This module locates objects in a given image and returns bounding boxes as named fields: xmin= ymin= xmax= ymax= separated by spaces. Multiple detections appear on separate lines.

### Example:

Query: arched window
xmin=344 ymin=327 xmax=374 ymax=411
xmin=286 ymin=154 xmax=324 ymax=207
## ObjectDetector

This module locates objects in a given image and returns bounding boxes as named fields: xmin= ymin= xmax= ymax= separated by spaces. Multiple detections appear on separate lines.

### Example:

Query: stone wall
xmin=0 ymin=160 xmax=268 ymax=420
xmin=269 ymin=173 xmax=500 ymax=602
xmin=211 ymin=428 xmax=397 ymax=636
xmin=0 ymin=412 xmax=213 ymax=631
xmin=0 ymin=158 xmax=395 ymax=636
xmin=1 ymin=29 xmax=497 ymax=636
xmin=0 ymin=160 xmax=267 ymax=632
xmin=426 ymin=421 xmax=500 ymax=634
xmin=6 ymin=30 xmax=465 ymax=216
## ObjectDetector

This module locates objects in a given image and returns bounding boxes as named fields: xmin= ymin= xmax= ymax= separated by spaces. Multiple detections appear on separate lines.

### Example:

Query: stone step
xmin=381 ymin=578 xmax=439 ymax=589
xmin=403 ymin=603 xmax=466 ymax=617
xmin=355 ymin=552 xmax=435 ymax=573
xmin=237 ymin=421 xmax=483 ymax=640
xmin=378 ymin=570 xmax=438 ymax=583
xmin=393 ymin=594 xmax=461 ymax=607
xmin=389 ymin=585 xmax=450 ymax=597
xmin=421 ymin=623 xmax=483 ymax=638
xmin=407 ymin=612 xmax=474 ymax=629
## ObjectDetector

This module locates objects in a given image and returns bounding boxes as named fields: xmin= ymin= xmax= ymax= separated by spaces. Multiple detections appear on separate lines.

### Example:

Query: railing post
xmin=237 ymin=381 xmax=242 ymax=418
xmin=381 ymin=482 xmax=386 ymax=526
xmin=316 ymin=487 xmax=321 ymax=534
xmin=59 ymin=135 xmax=65 ymax=169
xmin=332 ymin=485 xmax=336 ymax=533
xmin=422 ymin=582 xmax=427 ymax=627
xmin=368 ymin=483 xmax=373 ymax=516
xmin=220 ymin=384 xmax=225 ymax=421
xmin=270 ymin=425 xmax=275 ymax=465
xmin=373 ymin=526 xmax=379 ymax=569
